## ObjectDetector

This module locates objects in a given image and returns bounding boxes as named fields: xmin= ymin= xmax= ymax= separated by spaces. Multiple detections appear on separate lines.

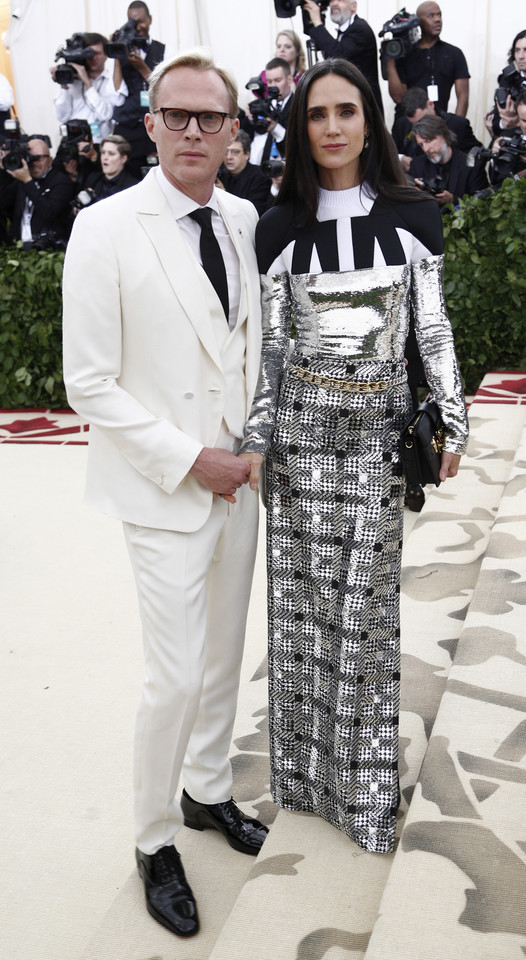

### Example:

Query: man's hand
xmin=70 ymin=62 xmax=91 ymax=88
xmin=7 ymin=158 xmax=32 ymax=183
xmin=190 ymin=447 xmax=250 ymax=497
xmin=303 ymin=0 xmax=323 ymax=28
xmin=497 ymin=94 xmax=519 ymax=130
xmin=439 ymin=451 xmax=461 ymax=482
xmin=127 ymin=47 xmax=151 ymax=80
xmin=435 ymin=188 xmax=454 ymax=205
xmin=238 ymin=452 xmax=264 ymax=492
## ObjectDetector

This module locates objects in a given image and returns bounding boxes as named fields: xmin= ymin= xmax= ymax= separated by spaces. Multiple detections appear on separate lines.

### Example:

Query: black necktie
xmin=189 ymin=207 xmax=229 ymax=322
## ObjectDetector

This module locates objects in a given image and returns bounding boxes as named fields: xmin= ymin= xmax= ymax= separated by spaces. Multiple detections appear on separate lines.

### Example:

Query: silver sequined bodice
xmin=288 ymin=264 xmax=411 ymax=360
xmin=242 ymin=255 xmax=469 ymax=457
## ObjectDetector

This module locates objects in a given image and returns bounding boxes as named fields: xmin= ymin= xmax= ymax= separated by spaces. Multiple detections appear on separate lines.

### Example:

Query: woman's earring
xmin=363 ymin=134 xmax=370 ymax=150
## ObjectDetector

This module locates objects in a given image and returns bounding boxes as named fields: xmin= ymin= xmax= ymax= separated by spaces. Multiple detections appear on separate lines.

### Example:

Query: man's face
xmin=145 ymin=67 xmax=238 ymax=200
xmin=417 ymin=3 xmax=442 ymax=40
xmin=514 ymin=38 xmax=526 ymax=72
xmin=27 ymin=139 xmax=52 ymax=179
xmin=128 ymin=5 xmax=151 ymax=38
xmin=415 ymin=133 xmax=449 ymax=164
xmin=266 ymin=67 xmax=293 ymax=101
xmin=329 ymin=0 xmax=356 ymax=27
xmin=407 ymin=104 xmax=434 ymax=125
xmin=517 ymin=103 xmax=526 ymax=135
xmin=85 ymin=43 xmax=106 ymax=78
xmin=224 ymin=141 xmax=248 ymax=175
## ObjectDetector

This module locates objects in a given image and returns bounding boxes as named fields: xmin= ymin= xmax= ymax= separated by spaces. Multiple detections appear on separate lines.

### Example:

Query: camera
xmin=1 ymin=119 xmax=29 ymax=172
xmin=104 ymin=18 xmax=148 ymax=60
xmin=55 ymin=120 xmax=93 ymax=170
xmin=54 ymin=33 xmax=96 ymax=85
xmin=495 ymin=63 xmax=526 ymax=108
xmin=246 ymin=78 xmax=282 ymax=135
xmin=417 ymin=173 xmax=446 ymax=196
xmin=262 ymin=159 xmax=285 ymax=177
xmin=379 ymin=9 xmax=421 ymax=78
xmin=273 ymin=0 xmax=329 ymax=36
xmin=467 ymin=133 xmax=526 ymax=186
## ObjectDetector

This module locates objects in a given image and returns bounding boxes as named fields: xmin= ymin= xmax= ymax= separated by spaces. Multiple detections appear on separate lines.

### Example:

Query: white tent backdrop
xmin=4 ymin=0 xmax=526 ymax=152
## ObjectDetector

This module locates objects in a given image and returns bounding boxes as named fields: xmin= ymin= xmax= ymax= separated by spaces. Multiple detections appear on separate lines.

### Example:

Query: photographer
xmin=485 ymin=30 xmax=526 ymax=139
xmin=53 ymin=122 xmax=102 ymax=189
xmin=111 ymin=2 xmax=165 ymax=177
xmin=219 ymin=131 xmax=271 ymax=216
xmin=7 ymin=136 xmax=76 ymax=247
xmin=386 ymin=2 xmax=470 ymax=128
xmin=409 ymin=115 xmax=488 ymax=206
xmin=248 ymin=58 xmax=294 ymax=166
xmin=302 ymin=0 xmax=383 ymax=114
xmin=51 ymin=33 xmax=127 ymax=143
xmin=395 ymin=86 xmax=481 ymax=171
xmin=487 ymin=92 xmax=526 ymax=184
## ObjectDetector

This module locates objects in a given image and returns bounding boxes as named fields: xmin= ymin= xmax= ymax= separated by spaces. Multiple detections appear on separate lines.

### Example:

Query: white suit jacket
xmin=62 ymin=170 xmax=262 ymax=532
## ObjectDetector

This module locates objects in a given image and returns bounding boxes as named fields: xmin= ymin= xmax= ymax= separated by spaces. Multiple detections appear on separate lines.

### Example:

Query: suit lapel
xmin=134 ymin=174 xmax=222 ymax=368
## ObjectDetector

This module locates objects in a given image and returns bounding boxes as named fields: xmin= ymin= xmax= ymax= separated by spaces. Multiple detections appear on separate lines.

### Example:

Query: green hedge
xmin=443 ymin=177 xmax=526 ymax=395
xmin=0 ymin=245 xmax=67 ymax=408
xmin=0 ymin=179 xmax=525 ymax=408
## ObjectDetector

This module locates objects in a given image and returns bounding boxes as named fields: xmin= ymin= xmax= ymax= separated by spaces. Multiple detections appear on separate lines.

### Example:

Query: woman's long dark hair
xmin=277 ymin=58 xmax=422 ymax=225
xmin=508 ymin=30 xmax=526 ymax=64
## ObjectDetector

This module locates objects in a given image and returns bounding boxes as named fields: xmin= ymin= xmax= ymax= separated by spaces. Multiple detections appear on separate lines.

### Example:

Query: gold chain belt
xmin=290 ymin=365 xmax=404 ymax=394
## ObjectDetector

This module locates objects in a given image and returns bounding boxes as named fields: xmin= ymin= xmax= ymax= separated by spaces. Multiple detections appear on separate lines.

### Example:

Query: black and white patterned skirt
xmin=265 ymin=352 xmax=409 ymax=853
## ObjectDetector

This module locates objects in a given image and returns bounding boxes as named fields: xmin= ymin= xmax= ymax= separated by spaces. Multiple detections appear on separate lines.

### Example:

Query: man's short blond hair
xmin=148 ymin=51 xmax=238 ymax=117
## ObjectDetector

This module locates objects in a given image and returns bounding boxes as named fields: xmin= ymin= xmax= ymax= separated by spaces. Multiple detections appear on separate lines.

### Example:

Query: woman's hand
xmin=439 ymin=451 xmax=461 ymax=482
xmin=238 ymin=452 xmax=264 ymax=491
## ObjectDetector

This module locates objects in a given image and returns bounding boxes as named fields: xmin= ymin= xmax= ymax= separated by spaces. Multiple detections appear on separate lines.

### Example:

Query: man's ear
xmin=144 ymin=112 xmax=156 ymax=143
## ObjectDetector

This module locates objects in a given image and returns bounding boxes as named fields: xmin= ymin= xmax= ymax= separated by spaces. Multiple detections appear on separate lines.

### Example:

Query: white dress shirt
xmin=53 ymin=66 xmax=128 ymax=141
xmin=155 ymin=166 xmax=241 ymax=330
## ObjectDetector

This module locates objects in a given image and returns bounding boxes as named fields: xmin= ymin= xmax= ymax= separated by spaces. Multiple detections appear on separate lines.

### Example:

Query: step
xmin=364 ymin=417 xmax=526 ymax=960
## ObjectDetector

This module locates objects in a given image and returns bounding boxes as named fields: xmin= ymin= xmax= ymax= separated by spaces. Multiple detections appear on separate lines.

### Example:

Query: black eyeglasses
xmin=154 ymin=108 xmax=233 ymax=134
xmin=28 ymin=154 xmax=50 ymax=162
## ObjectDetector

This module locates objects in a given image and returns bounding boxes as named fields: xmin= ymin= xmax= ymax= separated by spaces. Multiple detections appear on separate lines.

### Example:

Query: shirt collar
xmin=155 ymin=165 xmax=221 ymax=221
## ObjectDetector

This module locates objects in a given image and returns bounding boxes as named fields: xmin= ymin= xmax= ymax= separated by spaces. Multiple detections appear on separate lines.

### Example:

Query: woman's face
xmin=100 ymin=142 xmax=127 ymax=178
xmin=306 ymin=74 xmax=368 ymax=190
xmin=514 ymin=38 xmax=526 ymax=72
xmin=276 ymin=33 xmax=297 ymax=68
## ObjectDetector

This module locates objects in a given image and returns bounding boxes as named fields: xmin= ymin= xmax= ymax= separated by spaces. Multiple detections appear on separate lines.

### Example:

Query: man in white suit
xmin=62 ymin=52 xmax=267 ymax=939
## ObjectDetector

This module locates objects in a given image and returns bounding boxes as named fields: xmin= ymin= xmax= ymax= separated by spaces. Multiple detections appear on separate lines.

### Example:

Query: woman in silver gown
xmin=239 ymin=59 xmax=469 ymax=854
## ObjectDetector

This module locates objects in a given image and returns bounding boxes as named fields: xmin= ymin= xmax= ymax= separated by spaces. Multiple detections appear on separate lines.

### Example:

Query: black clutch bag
xmin=400 ymin=397 xmax=445 ymax=488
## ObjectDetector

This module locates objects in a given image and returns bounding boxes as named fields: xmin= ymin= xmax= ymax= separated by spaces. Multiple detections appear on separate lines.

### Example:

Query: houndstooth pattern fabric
xmin=265 ymin=353 xmax=407 ymax=853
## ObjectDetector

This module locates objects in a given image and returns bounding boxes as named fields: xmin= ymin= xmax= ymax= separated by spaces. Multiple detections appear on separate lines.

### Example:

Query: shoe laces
xmin=155 ymin=846 xmax=184 ymax=884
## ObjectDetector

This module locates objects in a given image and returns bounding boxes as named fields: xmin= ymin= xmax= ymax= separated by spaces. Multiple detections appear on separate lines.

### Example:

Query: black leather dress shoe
xmin=181 ymin=789 xmax=268 ymax=855
xmin=135 ymin=845 xmax=199 ymax=937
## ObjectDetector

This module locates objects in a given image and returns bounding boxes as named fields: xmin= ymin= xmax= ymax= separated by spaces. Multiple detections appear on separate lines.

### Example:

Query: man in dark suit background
xmin=302 ymin=0 xmax=384 ymax=115
xmin=410 ymin=114 xmax=488 ymax=206
xmin=112 ymin=1 xmax=165 ymax=177
xmin=8 ymin=136 xmax=75 ymax=246
xmin=219 ymin=131 xmax=271 ymax=215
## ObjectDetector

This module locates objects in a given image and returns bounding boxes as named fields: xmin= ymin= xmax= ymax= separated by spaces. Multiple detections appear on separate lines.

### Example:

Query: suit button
xmin=184 ymin=392 xmax=194 ymax=399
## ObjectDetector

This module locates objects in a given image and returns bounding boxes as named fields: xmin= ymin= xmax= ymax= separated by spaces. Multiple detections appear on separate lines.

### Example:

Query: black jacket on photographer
xmin=306 ymin=15 xmax=384 ymax=116
xmin=409 ymin=147 xmax=488 ymax=205
xmin=11 ymin=167 xmax=76 ymax=246
xmin=85 ymin=166 xmax=139 ymax=202
xmin=112 ymin=39 xmax=165 ymax=175
xmin=0 ymin=168 xmax=17 ymax=244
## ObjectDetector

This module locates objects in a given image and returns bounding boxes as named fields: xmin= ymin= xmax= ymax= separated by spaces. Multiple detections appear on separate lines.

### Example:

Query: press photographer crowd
xmin=0 ymin=0 xmax=525 ymax=249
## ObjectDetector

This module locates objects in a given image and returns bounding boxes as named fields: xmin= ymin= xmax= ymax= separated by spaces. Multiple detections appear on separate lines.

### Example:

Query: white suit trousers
xmin=123 ymin=485 xmax=258 ymax=855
